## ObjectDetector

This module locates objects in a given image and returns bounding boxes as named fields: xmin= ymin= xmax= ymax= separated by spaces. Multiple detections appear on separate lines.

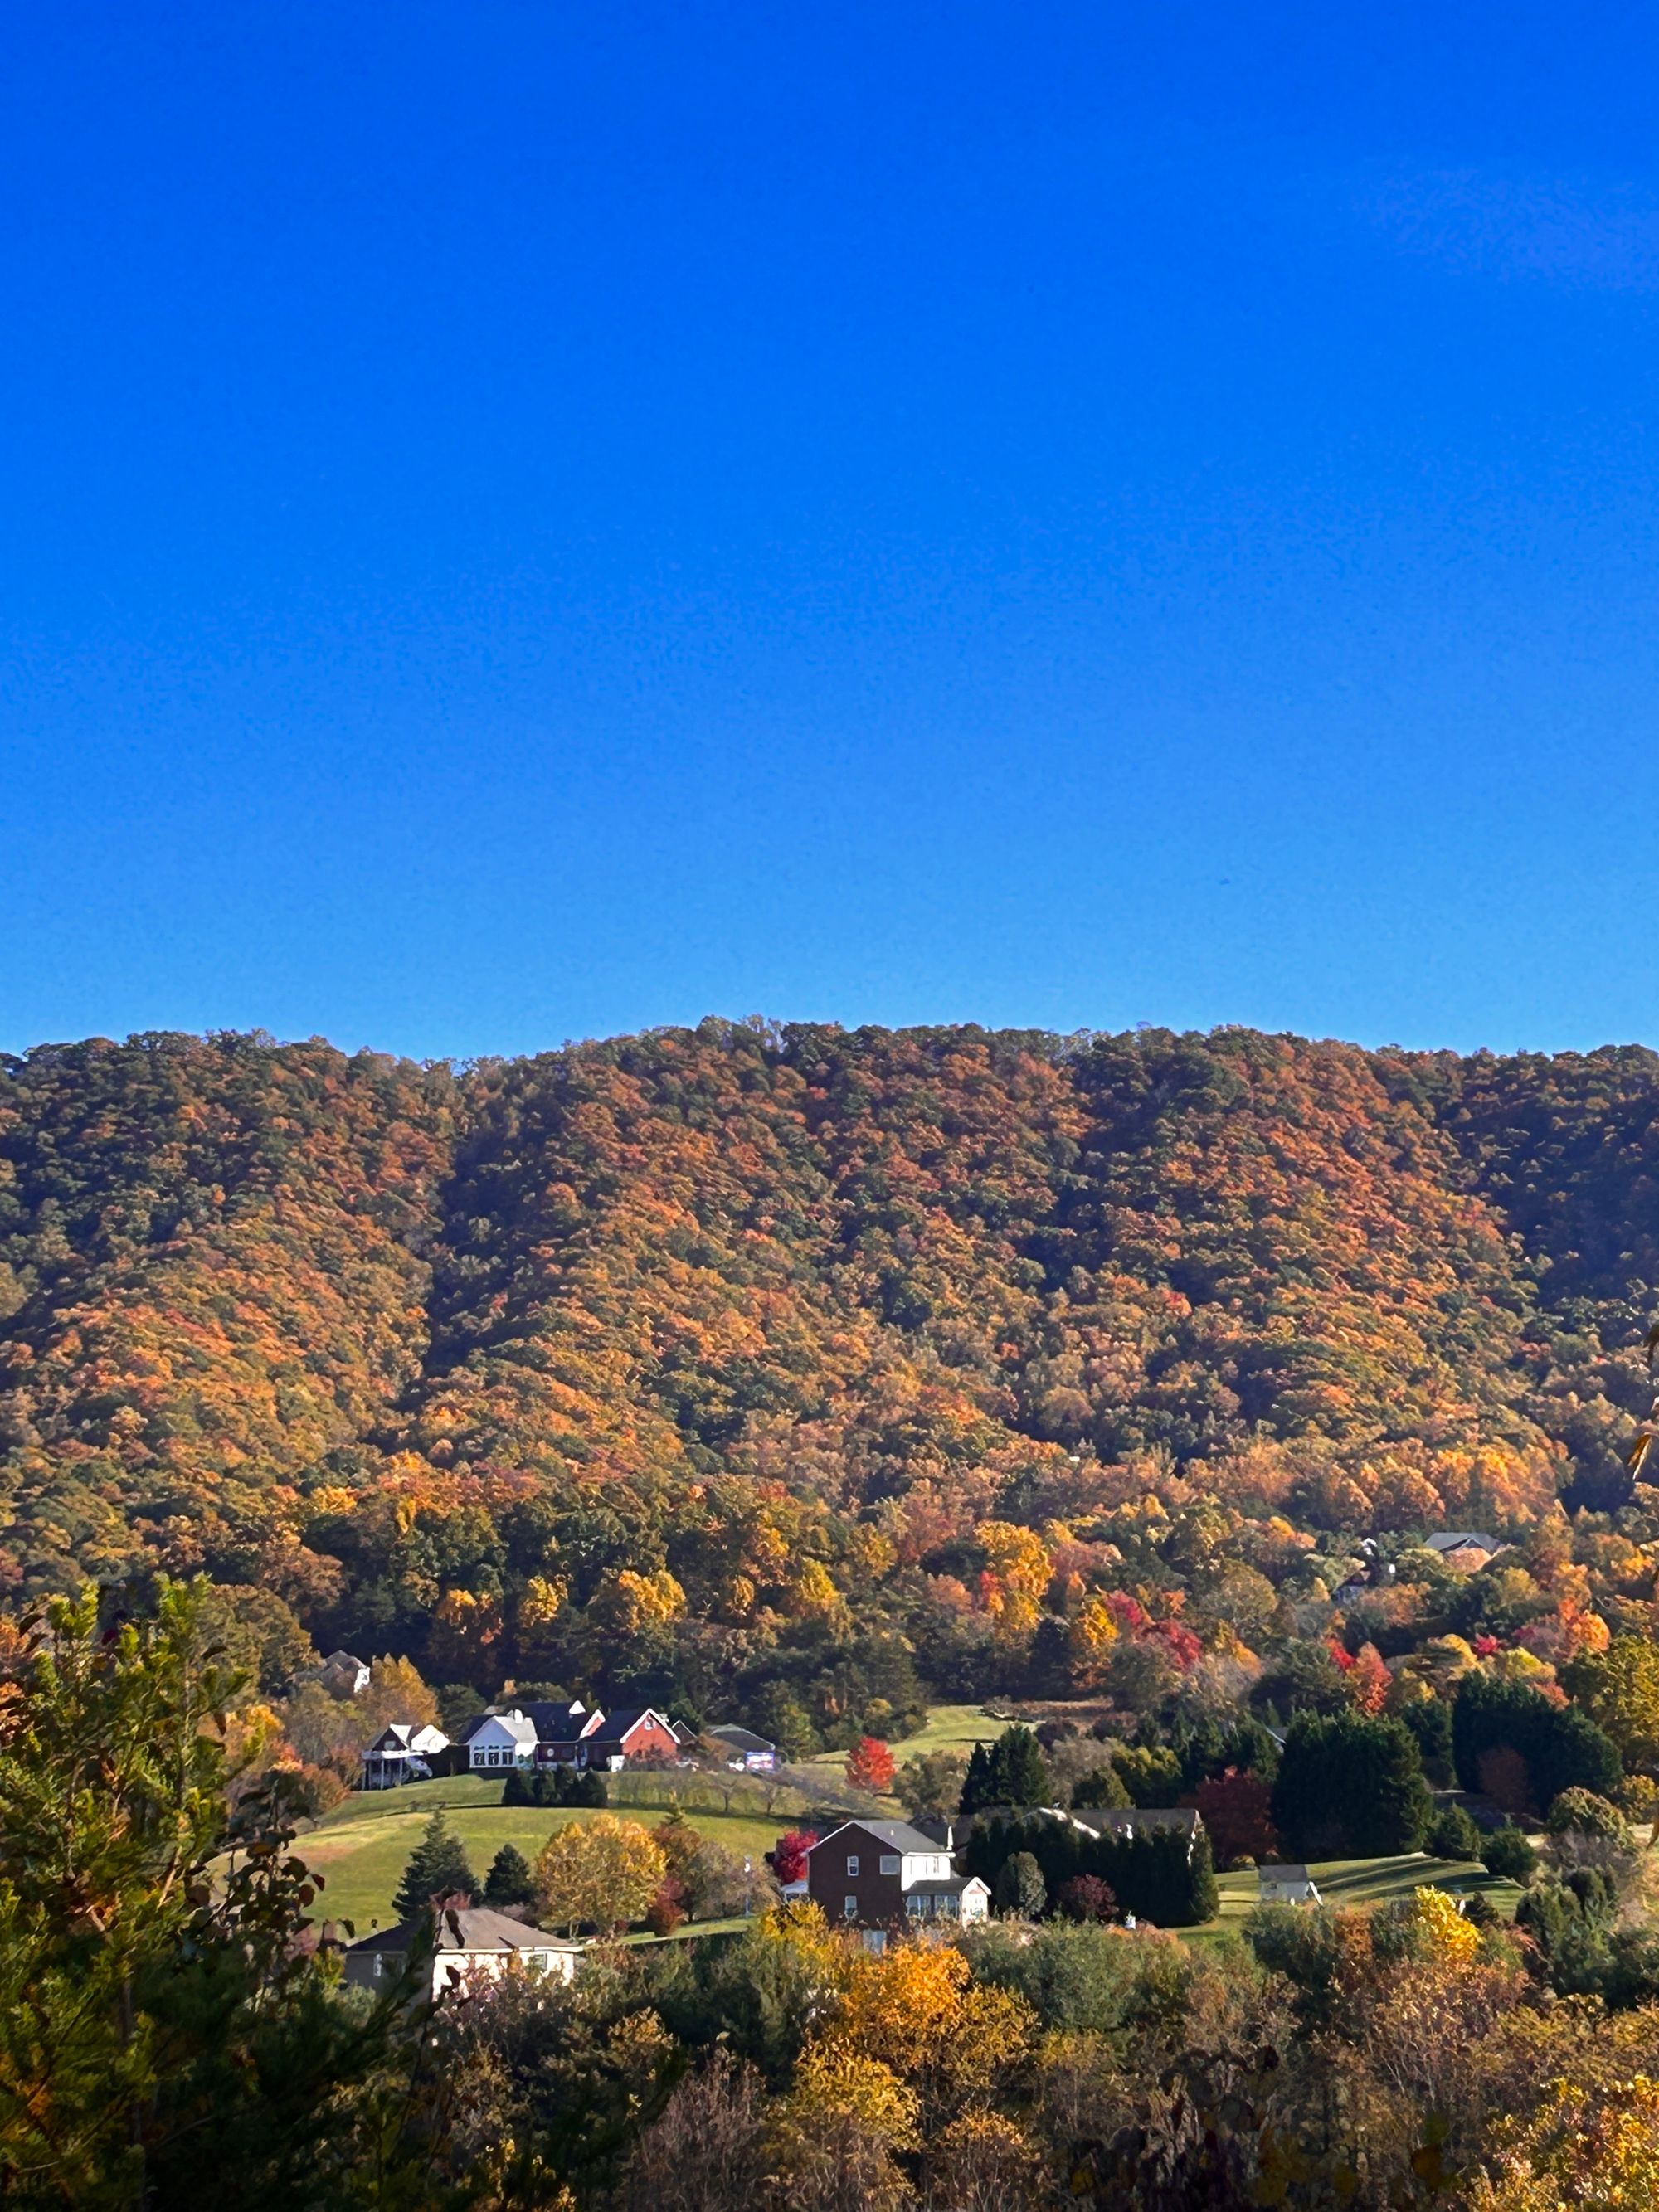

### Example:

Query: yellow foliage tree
xmin=1410 ymin=1885 xmax=1481 ymax=1965
xmin=533 ymin=1814 xmax=666 ymax=1935
xmin=978 ymin=1521 xmax=1050 ymax=1643
xmin=599 ymin=1569 xmax=687 ymax=1636
xmin=1472 ymin=2073 xmax=1659 ymax=2212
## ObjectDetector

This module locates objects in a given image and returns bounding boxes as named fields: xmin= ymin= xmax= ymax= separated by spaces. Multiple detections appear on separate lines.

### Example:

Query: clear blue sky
xmin=5 ymin=2 xmax=1658 ymax=1062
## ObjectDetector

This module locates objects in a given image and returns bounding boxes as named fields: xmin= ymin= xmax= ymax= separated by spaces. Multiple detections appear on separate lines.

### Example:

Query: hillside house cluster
xmin=358 ymin=1700 xmax=772 ymax=1790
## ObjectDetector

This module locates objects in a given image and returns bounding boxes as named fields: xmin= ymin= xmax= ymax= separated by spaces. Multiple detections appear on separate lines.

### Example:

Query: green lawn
xmin=1184 ymin=1853 xmax=1525 ymax=1947
xmin=801 ymin=1703 xmax=1003 ymax=1776
xmin=292 ymin=1775 xmax=791 ymax=1933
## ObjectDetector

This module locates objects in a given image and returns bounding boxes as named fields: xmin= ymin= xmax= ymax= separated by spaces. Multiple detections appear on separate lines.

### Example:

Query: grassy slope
xmin=1185 ymin=1854 xmax=1525 ymax=1946
xmin=299 ymin=1774 xmax=791 ymax=1932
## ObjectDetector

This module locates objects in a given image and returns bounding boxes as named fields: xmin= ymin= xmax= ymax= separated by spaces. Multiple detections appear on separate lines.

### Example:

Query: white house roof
xmin=460 ymin=1710 xmax=538 ymax=1747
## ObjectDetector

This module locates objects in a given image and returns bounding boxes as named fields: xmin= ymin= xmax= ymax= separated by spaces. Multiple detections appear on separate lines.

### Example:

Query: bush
xmin=993 ymin=1851 xmax=1047 ymax=1919
xmin=1480 ymin=1823 xmax=1539 ymax=1881
xmin=1424 ymin=1806 xmax=1482 ymax=1862
xmin=1055 ymin=1874 xmax=1117 ymax=1923
xmin=1545 ymin=1788 xmax=1631 ymax=1842
xmin=645 ymin=1877 xmax=688 ymax=1937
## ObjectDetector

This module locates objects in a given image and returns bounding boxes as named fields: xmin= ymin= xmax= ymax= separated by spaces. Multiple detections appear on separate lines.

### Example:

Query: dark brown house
xmin=804 ymin=1818 xmax=990 ymax=1935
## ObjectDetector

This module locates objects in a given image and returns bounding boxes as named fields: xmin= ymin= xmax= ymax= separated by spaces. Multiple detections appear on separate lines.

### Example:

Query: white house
xmin=343 ymin=1906 xmax=586 ymax=2001
xmin=361 ymin=1722 xmax=450 ymax=1791
xmin=460 ymin=1711 xmax=539 ymax=1771
xmin=320 ymin=1650 xmax=372 ymax=1697
xmin=1257 ymin=1864 xmax=1322 ymax=1906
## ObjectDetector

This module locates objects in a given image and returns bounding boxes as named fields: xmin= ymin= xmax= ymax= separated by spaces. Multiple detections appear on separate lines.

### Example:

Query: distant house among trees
xmin=708 ymin=1724 xmax=777 ymax=1772
xmin=803 ymin=1818 xmax=990 ymax=1937
xmin=343 ymin=1905 xmax=584 ymax=2001
xmin=583 ymin=1708 xmax=679 ymax=1769
xmin=1423 ymin=1532 xmax=1510 ymax=1573
xmin=361 ymin=1722 xmax=450 ymax=1791
xmin=1256 ymin=1864 xmax=1321 ymax=1906
xmin=460 ymin=1712 xmax=539 ymax=1772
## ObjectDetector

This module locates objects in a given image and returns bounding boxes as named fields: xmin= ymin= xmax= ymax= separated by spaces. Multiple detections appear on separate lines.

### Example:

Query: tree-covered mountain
xmin=2 ymin=1021 xmax=1657 ymax=1707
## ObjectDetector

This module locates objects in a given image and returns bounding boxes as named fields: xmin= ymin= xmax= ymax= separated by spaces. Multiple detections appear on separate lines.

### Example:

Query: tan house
xmin=343 ymin=1906 xmax=586 ymax=2001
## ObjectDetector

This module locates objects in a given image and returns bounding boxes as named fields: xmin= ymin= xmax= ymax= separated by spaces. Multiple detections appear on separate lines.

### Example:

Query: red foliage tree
xmin=645 ymin=1875 xmax=688 ymax=1937
xmin=845 ymin=1737 xmax=896 ymax=1795
xmin=771 ymin=1829 xmax=816 ymax=1885
xmin=1195 ymin=1767 xmax=1278 ymax=1869
xmin=1055 ymin=1874 xmax=1117 ymax=1923
xmin=1348 ymin=1642 xmax=1391 ymax=1715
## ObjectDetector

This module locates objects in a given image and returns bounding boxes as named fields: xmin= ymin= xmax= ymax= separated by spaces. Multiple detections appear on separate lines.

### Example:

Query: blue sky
xmin=4 ymin=2 xmax=1658 ymax=1060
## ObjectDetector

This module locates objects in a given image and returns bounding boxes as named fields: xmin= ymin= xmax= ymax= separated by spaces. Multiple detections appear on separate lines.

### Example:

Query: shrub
xmin=1544 ymin=1788 xmax=1631 ymax=1843
xmin=1424 ymin=1805 xmax=1482 ymax=1862
xmin=1055 ymin=1874 xmax=1117 ymax=1923
xmin=1480 ymin=1823 xmax=1539 ymax=1881
xmin=994 ymin=1852 xmax=1047 ymax=1919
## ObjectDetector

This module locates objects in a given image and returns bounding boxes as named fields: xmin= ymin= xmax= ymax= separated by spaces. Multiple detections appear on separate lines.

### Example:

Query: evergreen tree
xmin=393 ymin=1811 xmax=477 ymax=1918
xmin=1453 ymin=1674 xmax=1622 ymax=1813
xmin=1270 ymin=1709 xmax=1431 ymax=1860
xmin=993 ymin=1851 xmax=1047 ymax=1918
xmin=987 ymin=1725 xmax=1049 ymax=1808
xmin=482 ymin=1844 xmax=536 ymax=1911
xmin=959 ymin=1741 xmax=995 ymax=1815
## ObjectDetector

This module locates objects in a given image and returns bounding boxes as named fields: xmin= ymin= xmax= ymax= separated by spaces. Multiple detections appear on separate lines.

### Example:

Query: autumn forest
xmin=2 ymin=1019 xmax=1656 ymax=1733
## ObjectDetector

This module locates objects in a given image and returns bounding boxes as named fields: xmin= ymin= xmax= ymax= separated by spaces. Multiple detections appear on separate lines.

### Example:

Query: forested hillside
xmin=2 ymin=1021 xmax=1657 ymax=1716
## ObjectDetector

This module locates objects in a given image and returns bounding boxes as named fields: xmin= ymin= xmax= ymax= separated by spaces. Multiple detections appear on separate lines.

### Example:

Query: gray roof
xmin=906 ymin=1874 xmax=987 ymax=1898
xmin=347 ymin=1906 xmax=582 ymax=1956
xmin=1425 ymin=1531 xmax=1504 ymax=1553
xmin=812 ymin=1817 xmax=946 ymax=1855
xmin=709 ymin=1725 xmax=776 ymax=1755
xmin=1258 ymin=1864 xmax=1316 ymax=1885
xmin=518 ymin=1700 xmax=597 ymax=1742
xmin=1072 ymin=1806 xmax=1200 ymax=1835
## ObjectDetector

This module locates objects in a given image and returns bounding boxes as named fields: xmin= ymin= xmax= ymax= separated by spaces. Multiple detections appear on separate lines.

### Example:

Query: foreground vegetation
xmin=6 ymin=1581 xmax=1659 ymax=2210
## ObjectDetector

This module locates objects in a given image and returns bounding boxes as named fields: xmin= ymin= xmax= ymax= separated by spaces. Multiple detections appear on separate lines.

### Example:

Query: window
xmin=879 ymin=1854 xmax=900 ymax=1874
xmin=906 ymin=1894 xmax=925 ymax=1917
xmin=843 ymin=1896 xmax=858 ymax=1919
xmin=845 ymin=1855 xmax=859 ymax=1876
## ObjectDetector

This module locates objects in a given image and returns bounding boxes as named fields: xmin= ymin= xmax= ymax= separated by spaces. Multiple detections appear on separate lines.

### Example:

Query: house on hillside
xmin=314 ymin=1650 xmax=371 ymax=1698
xmin=460 ymin=1711 xmax=539 ymax=1772
xmin=1424 ymin=1532 xmax=1509 ymax=1573
xmin=361 ymin=1722 xmax=450 ymax=1791
xmin=519 ymin=1700 xmax=606 ymax=1768
xmin=708 ymin=1724 xmax=777 ymax=1772
xmin=1257 ymin=1864 xmax=1321 ymax=1906
xmin=805 ymin=1818 xmax=991 ymax=1938
xmin=583 ymin=1708 xmax=679 ymax=1769
xmin=343 ymin=1906 xmax=585 ymax=2001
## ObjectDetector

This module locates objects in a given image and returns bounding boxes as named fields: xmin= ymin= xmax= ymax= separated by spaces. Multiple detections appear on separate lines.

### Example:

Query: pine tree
xmin=483 ymin=1843 xmax=536 ymax=1909
xmin=393 ymin=1811 xmax=477 ymax=1918
xmin=959 ymin=1741 xmax=995 ymax=1814
xmin=988 ymin=1725 xmax=1049 ymax=1808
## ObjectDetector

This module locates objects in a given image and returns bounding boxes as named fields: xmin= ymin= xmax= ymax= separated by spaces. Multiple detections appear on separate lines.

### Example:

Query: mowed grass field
xmin=803 ymin=1703 xmax=1005 ymax=1774
xmin=1186 ymin=1853 xmax=1525 ymax=1946
xmin=294 ymin=1773 xmax=792 ymax=1932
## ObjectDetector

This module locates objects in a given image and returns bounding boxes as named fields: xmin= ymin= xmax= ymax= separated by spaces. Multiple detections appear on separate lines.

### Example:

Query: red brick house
xmin=805 ymin=1818 xmax=990 ymax=1934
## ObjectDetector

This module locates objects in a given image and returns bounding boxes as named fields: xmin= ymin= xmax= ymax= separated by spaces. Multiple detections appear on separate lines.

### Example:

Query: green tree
xmin=896 ymin=1751 xmax=968 ymax=1822
xmin=1424 ymin=1805 xmax=1481 ymax=1861
xmin=0 ymin=1580 xmax=462 ymax=2210
xmin=993 ymin=1851 xmax=1047 ymax=1918
xmin=989 ymin=1726 xmax=1049 ymax=1808
xmin=1480 ymin=1823 xmax=1538 ymax=1880
xmin=1271 ymin=1709 xmax=1430 ymax=1859
xmin=1561 ymin=1636 xmax=1659 ymax=1775
xmin=1453 ymin=1673 xmax=1622 ymax=1816
xmin=394 ymin=1811 xmax=478 ymax=1918
xmin=483 ymin=1843 xmax=537 ymax=1910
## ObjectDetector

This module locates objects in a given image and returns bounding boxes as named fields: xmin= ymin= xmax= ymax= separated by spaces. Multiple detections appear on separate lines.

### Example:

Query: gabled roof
xmin=1424 ymin=1531 xmax=1505 ymax=1553
xmin=586 ymin=1707 xmax=670 ymax=1745
xmin=1258 ymin=1863 xmax=1316 ymax=1885
xmin=346 ymin=1906 xmax=583 ymax=1957
xmin=807 ymin=1818 xmax=946 ymax=1856
xmin=709 ymin=1725 xmax=776 ymax=1755
xmin=458 ymin=1709 xmax=538 ymax=1746
xmin=1071 ymin=1806 xmax=1201 ymax=1836
xmin=518 ymin=1700 xmax=601 ymax=1743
